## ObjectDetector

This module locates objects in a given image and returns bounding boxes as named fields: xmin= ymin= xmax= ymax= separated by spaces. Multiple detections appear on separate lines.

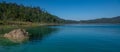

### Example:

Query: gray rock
xmin=4 ymin=29 xmax=29 ymax=43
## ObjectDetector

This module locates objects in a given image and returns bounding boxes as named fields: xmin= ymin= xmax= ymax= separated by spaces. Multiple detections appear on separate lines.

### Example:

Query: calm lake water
xmin=0 ymin=24 xmax=120 ymax=52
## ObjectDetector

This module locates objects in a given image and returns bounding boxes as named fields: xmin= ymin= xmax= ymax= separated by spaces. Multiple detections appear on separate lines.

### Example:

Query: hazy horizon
xmin=0 ymin=0 xmax=120 ymax=20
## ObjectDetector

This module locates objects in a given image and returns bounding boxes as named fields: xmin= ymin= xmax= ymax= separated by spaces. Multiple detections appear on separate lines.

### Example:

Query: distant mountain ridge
xmin=80 ymin=16 xmax=120 ymax=23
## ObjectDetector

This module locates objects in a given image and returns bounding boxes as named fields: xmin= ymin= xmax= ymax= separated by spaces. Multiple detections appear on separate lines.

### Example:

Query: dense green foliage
xmin=0 ymin=2 xmax=64 ymax=24
xmin=80 ymin=16 xmax=120 ymax=23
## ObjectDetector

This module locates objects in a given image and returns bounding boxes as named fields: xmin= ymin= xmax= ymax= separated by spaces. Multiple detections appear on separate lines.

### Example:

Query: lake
xmin=0 ymin=24 xmax=120 ymax=52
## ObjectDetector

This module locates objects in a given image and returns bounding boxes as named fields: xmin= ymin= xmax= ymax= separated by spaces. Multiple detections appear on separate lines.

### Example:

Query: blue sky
xmin=0 ymin=0 xmax=120 ymax=20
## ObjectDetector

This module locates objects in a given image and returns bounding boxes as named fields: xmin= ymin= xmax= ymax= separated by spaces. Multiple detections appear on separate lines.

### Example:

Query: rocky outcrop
xmin=4 ymin=29 xmax=29 ymax=43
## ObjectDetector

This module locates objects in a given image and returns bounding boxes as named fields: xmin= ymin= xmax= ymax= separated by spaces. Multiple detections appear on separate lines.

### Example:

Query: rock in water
xmin=4 ymin=29 xmax=29 ymax=43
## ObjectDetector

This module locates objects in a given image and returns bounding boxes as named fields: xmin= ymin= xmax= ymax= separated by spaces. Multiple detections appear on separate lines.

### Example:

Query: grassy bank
xmin=0 ymin=21 xmax=63 ymax=33
xmin=0 ymin=21 xmax=62 ymax=25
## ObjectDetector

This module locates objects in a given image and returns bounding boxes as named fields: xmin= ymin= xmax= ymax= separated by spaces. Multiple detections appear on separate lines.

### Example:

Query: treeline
xmin=0 ymin=2 xmax=65 ymax=24
xmin=80 ymin=16 xmax=120 ymax=24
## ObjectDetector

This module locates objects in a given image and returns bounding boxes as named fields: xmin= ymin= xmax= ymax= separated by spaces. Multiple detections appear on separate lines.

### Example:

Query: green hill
xmin=0 ymin=2 xmax=65 ymax=25
xmin=80 ymin=16 xmax=120 ymax=24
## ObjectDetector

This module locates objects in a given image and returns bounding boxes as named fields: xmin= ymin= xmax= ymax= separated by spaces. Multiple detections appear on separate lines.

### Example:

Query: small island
xmin=4 ymin=29 xmax=29 ymax=43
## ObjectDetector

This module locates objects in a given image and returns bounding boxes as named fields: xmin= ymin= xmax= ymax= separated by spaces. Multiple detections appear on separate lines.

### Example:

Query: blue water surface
xmin=0 ymin=24 xmax=120 ymax=52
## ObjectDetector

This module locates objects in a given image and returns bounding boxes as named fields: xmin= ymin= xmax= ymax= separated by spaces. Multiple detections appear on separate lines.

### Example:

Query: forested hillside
xmin=80 ymin=16 xmax=120 ymax=23
xmin=0 ymin=2 xmax=65 ymax=25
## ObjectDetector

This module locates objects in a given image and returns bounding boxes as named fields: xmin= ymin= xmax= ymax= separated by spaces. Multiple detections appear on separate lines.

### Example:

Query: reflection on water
xmin=0 ymin=26 xmax=59 ymax=46
xmin=26 ymin=26 xmax=59 ymax=42
xmin=0 ymin=24 xmax=120 ymax=52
